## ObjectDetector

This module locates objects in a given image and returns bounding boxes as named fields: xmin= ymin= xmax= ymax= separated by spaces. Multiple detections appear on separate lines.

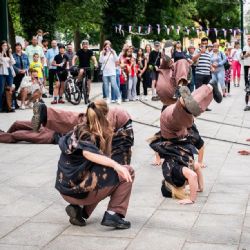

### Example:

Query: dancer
xmin=150 ymin=83 xmax=222 ymax=204
xmin=55 ymin=99 xmax=134 ymax=228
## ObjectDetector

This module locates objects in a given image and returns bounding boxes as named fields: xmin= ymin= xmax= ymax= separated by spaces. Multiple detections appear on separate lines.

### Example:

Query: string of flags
xmin=114 ymin=24 xmax=245 ymax=38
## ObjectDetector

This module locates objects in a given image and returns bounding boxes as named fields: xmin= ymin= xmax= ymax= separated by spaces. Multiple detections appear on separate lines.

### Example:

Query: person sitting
xmin=55 ymin=99 xmax=134 ymax=228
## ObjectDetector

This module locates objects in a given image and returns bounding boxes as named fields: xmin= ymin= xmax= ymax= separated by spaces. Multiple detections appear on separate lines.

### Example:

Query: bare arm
xmin=91 ymin=56 xmax=98 ymax=67
xmin=72 ymin=55 xmax=78 ymax=66
xmin=82 ymin=150 xmax=132 ymax=182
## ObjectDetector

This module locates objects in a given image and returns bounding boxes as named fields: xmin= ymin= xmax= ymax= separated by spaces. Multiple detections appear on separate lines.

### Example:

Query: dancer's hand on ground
xmin=238 ymin=150 xmax=250 ymax=155
xmin=246 ymin=138 xmax=250 ymax=142
xmin=151 ymin=155 xmax=162 ymax=167
xmin=178 ymin=199 xmax=194 ymax=205
xmin=114 ymin=164 xmax=132 ymax=182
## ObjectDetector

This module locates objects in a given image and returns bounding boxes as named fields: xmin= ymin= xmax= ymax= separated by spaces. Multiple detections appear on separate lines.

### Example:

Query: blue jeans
xmin=212 ymin=70 xmax=225 ymax=90
xmin=111 ymin=69 xmax=121 ymax=101
xmin=0 ymin=69 xmax=13 ymax=111
xmin=103 ymin=75 xmax=121 ymax=100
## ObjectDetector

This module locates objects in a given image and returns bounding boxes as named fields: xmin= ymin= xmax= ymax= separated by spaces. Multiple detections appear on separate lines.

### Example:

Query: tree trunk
xmin=74 ymin=29 xmax=81 ymax=52
xmin=8 ymin=7 xmax=15 ymax=48
xmin=99 ymin=28 xmax=105 ymax=51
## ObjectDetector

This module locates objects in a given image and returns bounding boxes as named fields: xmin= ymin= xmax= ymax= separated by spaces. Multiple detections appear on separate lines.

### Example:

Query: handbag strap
xmin=102 ymin=51 xmax=112 ymax=71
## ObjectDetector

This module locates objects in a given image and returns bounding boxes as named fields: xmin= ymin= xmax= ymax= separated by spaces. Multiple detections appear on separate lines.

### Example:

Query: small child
xmin=30 ymin=53 xmax=43 ymax=83
xmin=224 ymin=47 xmax=233 ymax=96
xmin=36 ymin=29 xmax=49 ymax=46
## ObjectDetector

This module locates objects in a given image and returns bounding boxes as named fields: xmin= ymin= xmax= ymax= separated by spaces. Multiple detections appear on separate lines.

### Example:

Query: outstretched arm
xmin=82 ymin=150 xmax=132 ymax=182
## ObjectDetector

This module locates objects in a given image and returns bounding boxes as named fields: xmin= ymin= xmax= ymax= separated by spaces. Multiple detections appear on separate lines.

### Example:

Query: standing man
xmin=25 ymin=36 xmax=44 ymax=65
xmin=72 ymin=40 xmax=98 ymax=102
xmin=65 ymin=44 xmax=75 ymax=67
xmin=242 ymin=37 xmax=250 ymax=90
xmin=192 ymin=37 xmax=212 ymax=111
xmin=186 ymin=45 xmax=196 ymax=92
xmin=148 ymin=41 xmax=161 ymax=101
xmin=46 ymin=40 xmax=59 ymax=97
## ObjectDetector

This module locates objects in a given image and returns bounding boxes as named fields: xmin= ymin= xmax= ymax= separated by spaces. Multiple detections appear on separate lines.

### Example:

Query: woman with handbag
xmin=0 ymin=40 xmax=16 ymax=112
xmin=55 ymin=99 xmax=134 ymax=228
xmin=99 ymin=40 xmax=121 ymax=104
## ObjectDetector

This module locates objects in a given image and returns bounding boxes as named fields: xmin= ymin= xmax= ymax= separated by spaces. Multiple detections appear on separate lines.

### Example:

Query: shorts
xmin=56 ymin=70 xmax=68 ymax=82
xmin=150 ymin=71 xmax=158 ymax=81
xmin=79 ymin=67 xmax=91 ymax=80
xmin=171 ymin=166 xmax=186 ymax=187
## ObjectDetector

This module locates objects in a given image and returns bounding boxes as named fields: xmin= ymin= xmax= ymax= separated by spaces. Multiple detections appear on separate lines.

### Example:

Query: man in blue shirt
xmin=46 ymin=40 xmax=59 ymax=96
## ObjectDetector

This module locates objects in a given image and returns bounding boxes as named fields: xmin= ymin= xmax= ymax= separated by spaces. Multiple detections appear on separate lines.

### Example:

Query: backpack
xmin=220 ymin=52 xmax=230 ymax=70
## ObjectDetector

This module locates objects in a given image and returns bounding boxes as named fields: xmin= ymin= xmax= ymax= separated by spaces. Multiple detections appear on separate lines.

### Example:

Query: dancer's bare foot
xmin=151 ymin=153 xmax=162 ymax=166
xmin=246 ymin=138 xmax=250 ymax=142
xmin=238 ymin=150 xmax=250 ymax=155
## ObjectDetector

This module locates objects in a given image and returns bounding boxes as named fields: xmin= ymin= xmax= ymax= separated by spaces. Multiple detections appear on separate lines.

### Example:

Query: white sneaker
xmin=28 ymin=102 xmax=33 ymax=109
xmin=117 ymin=99 xmax=121 ymax=105
xmin=20 ymin=104 xmax=25 ymax=110
xmin=144 ymin=96 xmax=148 ymax=101
xmin=111 ymin=100 xmax=116 ymax=103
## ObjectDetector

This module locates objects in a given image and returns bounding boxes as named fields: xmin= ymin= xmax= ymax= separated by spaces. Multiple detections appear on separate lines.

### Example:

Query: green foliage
xmin=8 ymin=0 xmax=23 ymax=36
xmin=102 ymin=0 xmax=146 ymax=51
xmin=20 ymin=0 xmax=60 ymax=40
xmin=55 ymin=0 xmax=106 ymax=45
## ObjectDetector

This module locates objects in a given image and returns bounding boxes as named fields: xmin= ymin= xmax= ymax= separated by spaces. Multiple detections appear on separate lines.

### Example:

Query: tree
xmin=56 ymin=0 xmax=106 ymax=51
xmin=20 ymin=0 xmax=60 ymax=41
xmin=102 ymin=0 xmax=146 ymax=51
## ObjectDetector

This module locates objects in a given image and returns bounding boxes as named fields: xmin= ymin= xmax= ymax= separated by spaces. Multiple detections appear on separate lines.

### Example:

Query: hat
xmin=154 ymin=41 xmax=161 ymax=46
xmin=164 ymin=40 xmax=173 ymax=48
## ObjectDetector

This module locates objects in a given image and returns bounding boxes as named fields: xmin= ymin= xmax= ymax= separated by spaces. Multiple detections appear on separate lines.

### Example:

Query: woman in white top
xmin=0 ymin=40 xmax=16 ymax=112
xmin=231 ymin=41 xmax=242 ymax=87
xmin=99 ymin=40 xmax=121 ymax=104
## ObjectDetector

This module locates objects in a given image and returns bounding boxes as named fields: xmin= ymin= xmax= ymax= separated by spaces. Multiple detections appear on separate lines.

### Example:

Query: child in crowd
xmin=30 ymin=53 xmax=43 ymax=83
xmin=36 ymin=29 xmax=49 ymax=46
xmin=224 ymin=47 xmax=233 ymax=96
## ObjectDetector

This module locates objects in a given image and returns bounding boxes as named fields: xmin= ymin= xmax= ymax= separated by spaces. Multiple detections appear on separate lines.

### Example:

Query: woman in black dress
xmin=55 ymin=99 xmax=134 ymax=229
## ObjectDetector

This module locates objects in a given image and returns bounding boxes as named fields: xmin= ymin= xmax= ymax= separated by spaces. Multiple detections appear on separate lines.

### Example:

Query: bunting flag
xmin=113 ymin=24 xmax=243 ymax=38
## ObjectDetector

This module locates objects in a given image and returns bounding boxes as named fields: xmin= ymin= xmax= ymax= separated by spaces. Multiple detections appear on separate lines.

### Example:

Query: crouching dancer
xmin=55 ymin=100 xmax=134 ymax=228
xmin=150 ymin=83 xmax=222 ymax=204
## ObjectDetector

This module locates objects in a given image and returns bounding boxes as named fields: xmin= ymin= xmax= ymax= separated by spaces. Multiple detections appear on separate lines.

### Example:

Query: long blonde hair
xmin=164 ymin=181 xmax=188 ymax=200
xmin=75 ymin=99 xmax=113 ymax=156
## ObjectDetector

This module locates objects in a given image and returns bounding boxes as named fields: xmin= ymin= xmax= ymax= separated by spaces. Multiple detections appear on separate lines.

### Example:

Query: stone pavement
xmin=0 ymin=82 xmax=250 ymax=250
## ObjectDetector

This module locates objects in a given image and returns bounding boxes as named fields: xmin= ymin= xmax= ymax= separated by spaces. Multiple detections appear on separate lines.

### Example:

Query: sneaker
xmin=117 ymin=99 xmax=121 ymax=105
xmin=111 ymin=100 xmax=116 ymax=103
xmin=58 ymin=99 xmax=65 ymax=104
xmin=208 ymin=80 xmax=223 ymax=103
xmin=244 ymin=106 xmax=250 ymax=111
xmin=28 ymin=102 xmax=33 ymax=109
xmin=179 ymin=86 xmax=202 ymax=117
xmin=205 ymin=108 xmax=212 ymax=111
xmin=124 ymin=99 xmax=129 ymax=102
xmin=51 ymin=100 xmax=58 ymax=104
xmin=144 ymin=96 xmax=148 ymax=101
xmin=101 ymin=211 xmax=131 ymax=229
xmin=106 ymin=99 xmax=111 ymax=104
xmin=245 ymin=85 xmax=250 ymax=93
xmin=42 ymin=94 xmax=48 ymax=98
xmin=233 ymin=83 xmax=236 ymax=87
xmin=20 ymin=104 xmax=25 ymax=110
xmin=31 ymin=102 xmax=47 ymax=132
xmin=237 ymin=84 xmax=240 ymax=87
xmin=173 ymin=86 xmax=181 ymax=99
xmin=65 ymin=205 xmax=86 ymax=227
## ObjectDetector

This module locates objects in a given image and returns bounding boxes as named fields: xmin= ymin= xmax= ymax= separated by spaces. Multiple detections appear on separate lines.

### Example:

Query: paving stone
xmin=0 ymin=245 xmax=39 ymax=250
xmin=183 ymin=242 xmax=238 ymax=250
xmin=127 ymin=228 xmax=186 ymax=250
xmin=0 ymin=222 xmax=67 ymax=248
xmin=45 ymin=235 xmax=130 ymax=250
xmin=188 ymin=214 xmax=243 ymax=244
xmin=241 ymin=226 xmax=250 ymax=244
xmin=0 ymin=216 xmax=28 ymax=239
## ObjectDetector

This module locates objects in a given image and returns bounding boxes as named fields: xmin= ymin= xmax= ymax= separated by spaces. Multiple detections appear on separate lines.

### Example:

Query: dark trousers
xmin=244 ymin=66 xmax=250 ymax=87
xmin=189 ymin=67 xmax=196 ymax=92
xmin=49 ymin=69 xmax=57 ymax=95
xmin=195 ymin=74 xmax=211 ymax=89
xmin=136 ymin=76 xmax=141 ymax=96
xmin=120 ymin=83 xmax=128 ymax=100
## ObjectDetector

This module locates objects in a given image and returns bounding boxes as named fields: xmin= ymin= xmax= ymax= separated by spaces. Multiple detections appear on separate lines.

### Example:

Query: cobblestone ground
xmin=0 ymin=82 xmax=249 ymax=250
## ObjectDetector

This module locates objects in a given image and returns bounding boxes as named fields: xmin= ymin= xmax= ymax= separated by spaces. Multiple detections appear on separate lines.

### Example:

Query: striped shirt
xmin=195 ymin=52 xmax=211 ymax=75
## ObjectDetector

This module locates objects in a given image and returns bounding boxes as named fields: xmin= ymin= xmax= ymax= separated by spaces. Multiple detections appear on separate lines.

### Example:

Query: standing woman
xmin=0 ymin=41 xmax=16 ymax=112
xmin=231 ymin=41 xmax=242 ymax=87
xmin=126 ymin=48 xmax=138 ymax=101
xmin=99 ymin=40 xmax=121 ymax=104
xmin=13 ymin=43 xmax=30 ymax=108
xmin=211 ymin=42 xmax=227 ymax=97
xmin=55 ymin=99 xmax=134 ymax=229
xmin=143 ymin=44 xmax=152 ymax=100
xmin=224 ymin=47 xmax=233 ymax=95
xmin=172 ymin=41 xmax=188 ymax=62
xmin=136 ymin=48 xmax=147 ymax=99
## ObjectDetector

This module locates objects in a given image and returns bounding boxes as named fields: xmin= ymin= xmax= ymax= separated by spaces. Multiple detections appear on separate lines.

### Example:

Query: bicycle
xmin=64 ymin=67 xmax=81 ymax=105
